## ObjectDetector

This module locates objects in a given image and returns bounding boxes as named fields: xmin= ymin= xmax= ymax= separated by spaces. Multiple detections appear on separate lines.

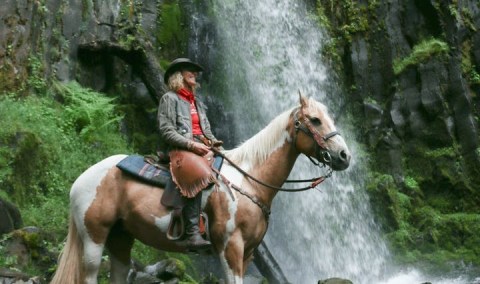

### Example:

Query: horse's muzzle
xmin=323 ymin=149 xmax=350 ymax=171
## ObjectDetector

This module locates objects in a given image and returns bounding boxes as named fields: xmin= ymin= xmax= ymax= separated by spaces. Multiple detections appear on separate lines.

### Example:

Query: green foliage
xmin=460 ymin=40 xmax=480 ymax=87
xmin=315 ymin=0 xmax=379 ymax=76
xmin=156 ymin=0 xmax=188 ymax=57
xmin=0 ymin=82 xmax=131 ymax=232
xmin=27 ymin=56 xmax=48 ymax=94
xmin=131 ymin=241 xmax=165 ymax=266
xmin=403 ymin=176 xmax=419 ymax=192
xmin=393 ymin=38 xmax=450 ymax=75
xmin=424 ymin=146 xmax=456 ymax=159
xmin=367 ymin=168 xmax=480 ymax=271
xmin=0 ymin=81 xmax=140 ymax=279
xmin=0 ymin=236 xmax=18 ymax=269
xmin=55 ymin=81 xmax=124 ymax=143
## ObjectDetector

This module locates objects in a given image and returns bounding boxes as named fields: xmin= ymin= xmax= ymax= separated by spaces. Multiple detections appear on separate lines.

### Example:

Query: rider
xmin=158 ymin=58 xmax=222 ymax=249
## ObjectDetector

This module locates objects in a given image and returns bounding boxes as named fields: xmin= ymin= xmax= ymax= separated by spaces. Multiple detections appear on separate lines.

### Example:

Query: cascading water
xmin=190 ymin=0 xmax=475 ymax=283
xmin=201 ymin=1 xmax=390 ymax=283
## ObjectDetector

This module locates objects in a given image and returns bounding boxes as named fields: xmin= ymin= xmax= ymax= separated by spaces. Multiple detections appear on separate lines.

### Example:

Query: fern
xmin=54 ymin=81 xmax=123 ymax=142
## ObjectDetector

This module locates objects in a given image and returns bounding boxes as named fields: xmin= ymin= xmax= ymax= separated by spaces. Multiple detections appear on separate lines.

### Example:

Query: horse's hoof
xmin=185 ymin=241 xmax=212 ymax=251
xmin=186 ymin=245 xmax=212 ymax=254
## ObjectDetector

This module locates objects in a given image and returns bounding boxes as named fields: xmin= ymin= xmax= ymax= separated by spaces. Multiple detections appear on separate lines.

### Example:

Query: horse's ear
xmin=298 ymin=91 xmax=308 ymax=108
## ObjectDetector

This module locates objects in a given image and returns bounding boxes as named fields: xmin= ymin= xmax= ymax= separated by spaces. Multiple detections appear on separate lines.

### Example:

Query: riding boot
xmin=183 ymin=192 xmax=211 ymax=249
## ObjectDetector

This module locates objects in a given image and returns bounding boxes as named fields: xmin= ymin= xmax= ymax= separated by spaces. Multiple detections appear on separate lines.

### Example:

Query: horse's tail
xmin=50 ymin=215 xmax=84 ymax=284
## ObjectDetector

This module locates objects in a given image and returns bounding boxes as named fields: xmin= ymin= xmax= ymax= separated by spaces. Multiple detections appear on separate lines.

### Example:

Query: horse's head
xmin=292 ymin=93 xmax=351 ymax=171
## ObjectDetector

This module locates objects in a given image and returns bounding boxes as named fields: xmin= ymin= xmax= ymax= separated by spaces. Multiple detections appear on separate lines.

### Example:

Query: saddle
xmin=116 ymin=151 xmax=221 ymax=241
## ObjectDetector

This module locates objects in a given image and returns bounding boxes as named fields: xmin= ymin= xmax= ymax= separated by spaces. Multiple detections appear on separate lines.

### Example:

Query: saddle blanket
xmin=116 ymin=155 xmax=171 ymax=187
xmin=116 ymin=154 xmax=224 ymax=188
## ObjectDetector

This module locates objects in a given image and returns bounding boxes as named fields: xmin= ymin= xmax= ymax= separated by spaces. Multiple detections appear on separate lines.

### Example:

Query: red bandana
xmin=177 ymin=88 xmax=195 ymax=103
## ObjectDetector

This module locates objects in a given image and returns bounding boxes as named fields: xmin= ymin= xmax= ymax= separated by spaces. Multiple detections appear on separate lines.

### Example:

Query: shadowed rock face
xmin=338 ymin=0 xmax=480 ymax=181
xmin=317 ymin=0 xmax=480 ymax=271
xmin=0 ymin=198 xmax=22 ymax=235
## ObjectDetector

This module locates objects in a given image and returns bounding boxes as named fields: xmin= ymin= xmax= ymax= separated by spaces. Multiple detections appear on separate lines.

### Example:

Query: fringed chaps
xmin=169 ymin=150 xmax=217 ymax=198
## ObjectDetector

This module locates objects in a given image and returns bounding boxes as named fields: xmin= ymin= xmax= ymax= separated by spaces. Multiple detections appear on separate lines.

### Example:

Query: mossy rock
xmin=1 ymin=227 xmax=56 ymax=278
xmin=1 ymin=131 xmax=50 ymax=204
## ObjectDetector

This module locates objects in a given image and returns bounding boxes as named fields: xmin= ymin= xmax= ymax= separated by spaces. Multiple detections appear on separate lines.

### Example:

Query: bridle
xmin=292 ymin=107 xmax=340 ymax=167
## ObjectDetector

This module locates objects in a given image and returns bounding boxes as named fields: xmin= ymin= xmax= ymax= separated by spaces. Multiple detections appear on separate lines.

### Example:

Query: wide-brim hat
xmin=163 ymin=58 xmax=204 ymax=84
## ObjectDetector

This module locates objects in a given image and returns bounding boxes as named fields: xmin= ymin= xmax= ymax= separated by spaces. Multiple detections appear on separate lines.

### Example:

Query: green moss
xmin=393 ymin=38 xmax=450 ymax=75
xmin=403 ymin=176 xmax=420 ymax=193
xmin=27 ymin=56 xmax=48 ymax=94
xmin=460 ymin=40 xmax=480 ymax=87
xmin=156 ymin=0 xmax=188 ymax=58
xmin=424 ymin=146 xmax=456 ymax=159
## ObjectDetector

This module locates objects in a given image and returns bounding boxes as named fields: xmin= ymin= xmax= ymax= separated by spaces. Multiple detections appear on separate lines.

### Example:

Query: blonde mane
xmin=224 ymin=107 xmax=296 ymax=166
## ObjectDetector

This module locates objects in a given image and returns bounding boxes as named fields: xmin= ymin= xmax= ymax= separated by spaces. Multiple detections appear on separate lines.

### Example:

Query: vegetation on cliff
xmin=1 ymin=0 xmax=479 ymax=281
xmin=0 ymin=0 xmax=205 ymax=281
xmin=316 ymin=0 xmax=480 ymax=274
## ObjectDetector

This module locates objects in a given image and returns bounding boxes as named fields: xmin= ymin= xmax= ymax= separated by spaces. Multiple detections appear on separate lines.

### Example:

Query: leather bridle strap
xmin=293 ymin=108 xmax=340 ymax=149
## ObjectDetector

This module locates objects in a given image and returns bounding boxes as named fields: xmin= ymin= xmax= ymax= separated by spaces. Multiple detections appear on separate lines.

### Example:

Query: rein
xmin=212 ymin=148 xmax=332 ymax=193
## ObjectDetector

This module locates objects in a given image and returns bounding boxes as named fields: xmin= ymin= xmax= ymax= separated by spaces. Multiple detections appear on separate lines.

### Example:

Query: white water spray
xmin=199 ymin=0 xmax=474 ymax=283
xmin=205 ymin=1 xmax=390 ymax=283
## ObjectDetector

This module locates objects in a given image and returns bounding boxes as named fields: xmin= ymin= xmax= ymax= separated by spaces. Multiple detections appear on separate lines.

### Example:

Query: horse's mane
xmin=224 ymin=107 xmax=296 ymax=167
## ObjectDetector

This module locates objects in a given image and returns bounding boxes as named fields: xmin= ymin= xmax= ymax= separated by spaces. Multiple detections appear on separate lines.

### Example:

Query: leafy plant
xmin=393 ymin=38 xmax=450 ymax=75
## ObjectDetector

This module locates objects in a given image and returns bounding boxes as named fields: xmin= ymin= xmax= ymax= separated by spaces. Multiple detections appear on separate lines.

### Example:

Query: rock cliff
xmin=316 ymin=0 xmax=480 ymax=269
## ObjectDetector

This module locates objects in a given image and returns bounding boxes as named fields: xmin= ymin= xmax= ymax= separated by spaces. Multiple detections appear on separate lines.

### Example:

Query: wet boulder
xmin=318 ymin=277 xmax=353 ymax=284
xmin=127 ymin=258 xmax=186 ymax=284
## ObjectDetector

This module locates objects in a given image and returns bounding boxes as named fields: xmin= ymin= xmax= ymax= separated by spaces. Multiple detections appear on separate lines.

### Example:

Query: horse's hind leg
xmin=105 ymin=221 xmax=134 ymax=284
xmin=83 ymin=238 xmax=105 ymax=284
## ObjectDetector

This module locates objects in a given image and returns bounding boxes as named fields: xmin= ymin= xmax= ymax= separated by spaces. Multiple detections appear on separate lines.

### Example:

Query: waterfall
xmin=184 ymin=1 xmax=478 ymax=283
xmin=196 ymin=1 xmax=391 ymax=283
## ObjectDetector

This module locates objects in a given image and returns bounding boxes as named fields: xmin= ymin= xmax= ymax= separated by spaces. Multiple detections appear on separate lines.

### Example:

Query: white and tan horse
xmin=50 ymin=95 xmax=350 ymax=284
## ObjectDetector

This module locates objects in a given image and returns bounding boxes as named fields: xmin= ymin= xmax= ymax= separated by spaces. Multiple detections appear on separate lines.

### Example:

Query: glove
xmin=212 ymin=140 xmax=223 ymax=148
xmin=188 ymin=141 xmax=210 ymax=156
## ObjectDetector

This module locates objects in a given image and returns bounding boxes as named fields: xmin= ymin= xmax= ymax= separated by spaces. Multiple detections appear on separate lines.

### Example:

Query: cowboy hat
xmin=163 ymin=58 xmax=204 ymax=84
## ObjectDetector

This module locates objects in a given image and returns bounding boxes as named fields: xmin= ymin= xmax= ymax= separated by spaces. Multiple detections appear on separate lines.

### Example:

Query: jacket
xmin=157 ymin=91 xmax=217 ymax=151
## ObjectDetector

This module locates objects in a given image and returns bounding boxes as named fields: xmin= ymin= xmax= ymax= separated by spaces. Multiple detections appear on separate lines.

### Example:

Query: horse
xmin=50 ymin=94 xmax=351 ymax=284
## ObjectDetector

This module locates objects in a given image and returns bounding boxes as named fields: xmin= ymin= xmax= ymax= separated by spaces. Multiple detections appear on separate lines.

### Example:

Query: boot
xmin=182 ymin=192 xmax=211 ymax=250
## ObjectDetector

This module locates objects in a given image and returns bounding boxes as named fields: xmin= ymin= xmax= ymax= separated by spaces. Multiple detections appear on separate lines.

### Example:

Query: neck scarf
xmin=177 ymin=88 xmax=195 ymax=103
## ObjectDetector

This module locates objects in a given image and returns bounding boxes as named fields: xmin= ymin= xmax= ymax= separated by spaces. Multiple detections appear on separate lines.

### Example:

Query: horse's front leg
xmin=220 ymin=230 xmax=245 ymax=283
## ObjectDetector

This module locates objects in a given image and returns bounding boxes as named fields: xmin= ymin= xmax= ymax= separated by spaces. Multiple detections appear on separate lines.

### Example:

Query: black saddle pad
xmin=116 ymin=155 xmax=171 ymax=187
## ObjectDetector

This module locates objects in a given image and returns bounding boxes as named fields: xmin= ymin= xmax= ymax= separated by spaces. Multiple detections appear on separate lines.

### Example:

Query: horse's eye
xmin=310 ymin=117 xmax=321 ymax=126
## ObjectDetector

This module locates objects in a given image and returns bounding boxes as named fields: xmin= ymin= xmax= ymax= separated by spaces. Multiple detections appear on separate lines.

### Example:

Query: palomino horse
xmin=50 ymin=94 xmax=351 ymax=284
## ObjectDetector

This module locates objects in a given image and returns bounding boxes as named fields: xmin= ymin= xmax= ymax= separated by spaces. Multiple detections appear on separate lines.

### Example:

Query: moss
xmin=393 ymin=38 xmax=450 ymax=75
xmin=460 ymin=40 xmax=480 ymax=87
xmin=403 ymin=176 xmax=422 ymax=196
xmin=27 ymin=56 xmax=48 ymax=94
xmin=387 ymin=187 xmax=413 ymax=230
xmin=155 ymin=0 xmax=188 ymax=59
xmin=366 ymin=173 xmax=414 ymax=231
